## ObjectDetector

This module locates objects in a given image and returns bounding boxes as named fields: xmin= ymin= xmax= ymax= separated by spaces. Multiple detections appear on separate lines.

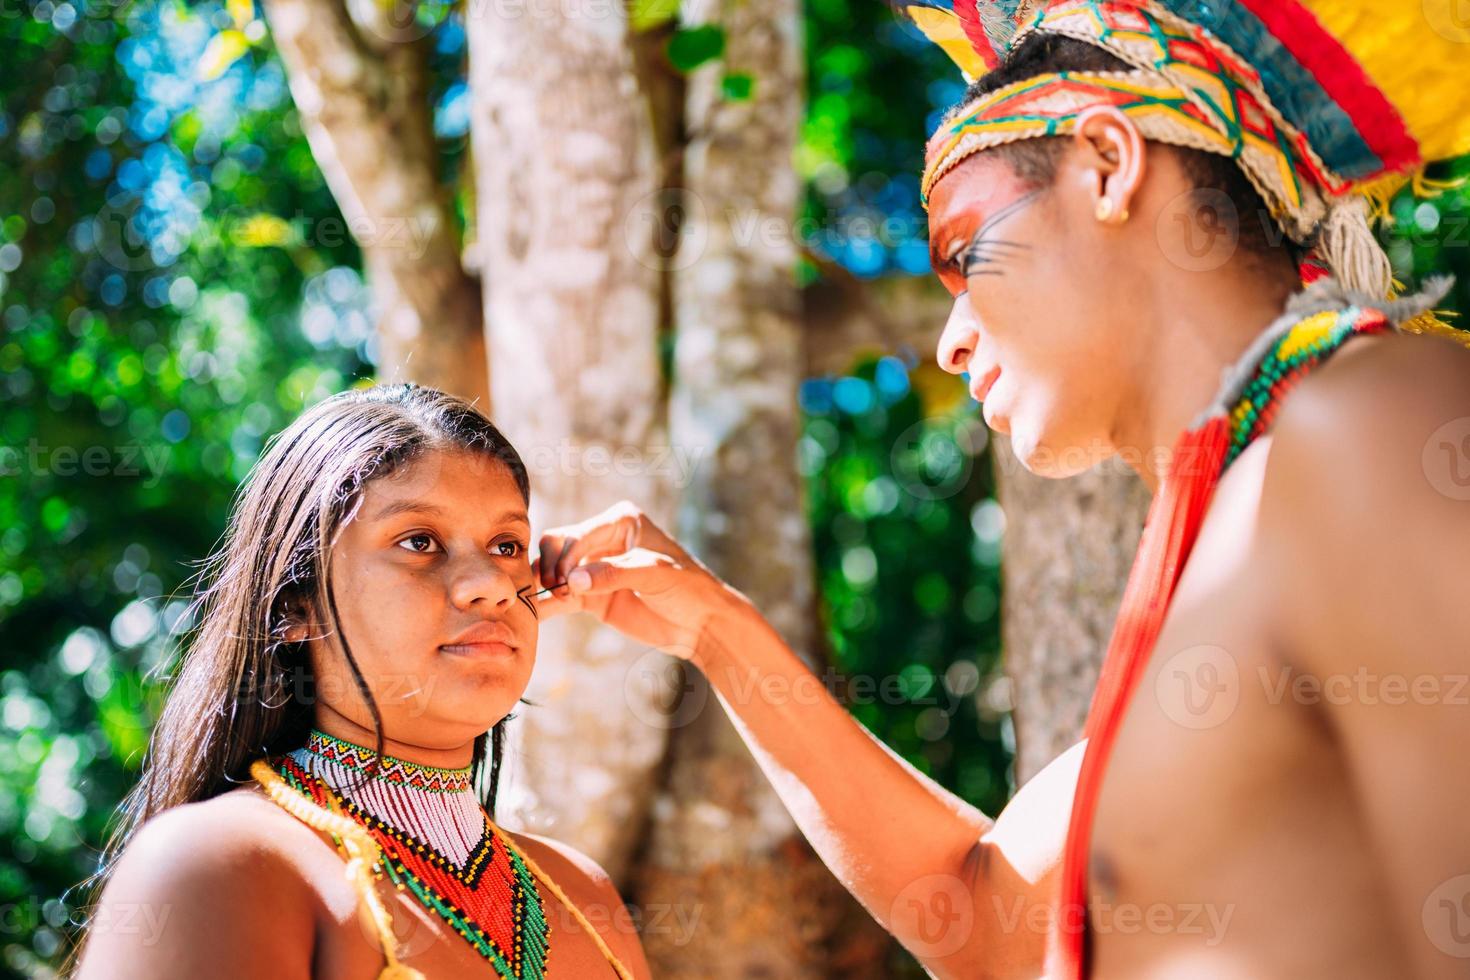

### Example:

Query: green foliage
xmin=720 ymin=71 xmax=754 ymax=102
xmin=5 ymin=0 xmax=1470 ymax=977
xmin=0 ymin=2 xmax=374 ymax=973
xmin=801 ymin=360 xmax=1012 ymax=815
xmin=630 ymin=0 xmax=680 ymax=32
xmin=666 ymin=24 xmax=726 ymax=73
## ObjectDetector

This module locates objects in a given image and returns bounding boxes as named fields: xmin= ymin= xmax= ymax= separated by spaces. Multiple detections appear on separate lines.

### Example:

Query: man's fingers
xmin=566 ymin=548 xmax=676 ymax=596
xmin=535 ymin=535 xmax=569 ymax=591
xmin=538 ymin=503 xmax=642 ymax=590
xmin=530 ymin=585 xmax=580 ymax=620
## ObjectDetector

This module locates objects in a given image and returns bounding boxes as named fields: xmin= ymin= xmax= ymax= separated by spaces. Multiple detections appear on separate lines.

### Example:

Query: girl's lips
xmin=441 ymin=640 xmax=517 ymax=657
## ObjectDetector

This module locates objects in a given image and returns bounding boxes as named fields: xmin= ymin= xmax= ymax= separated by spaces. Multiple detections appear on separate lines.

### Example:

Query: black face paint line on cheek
xmin=960 ymin=189 xmax=1040 ymax=279
xmin=516 ymin=579 xmax=569 ymax=619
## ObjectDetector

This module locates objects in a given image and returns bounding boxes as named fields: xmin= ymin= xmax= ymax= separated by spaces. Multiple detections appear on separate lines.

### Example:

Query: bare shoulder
xmin=1274 ymin=329 xmax=1470 ymax=446
xmin=509 ymin=830 xmax=618 ymax=894
xmin=1256 ymin=328 xmax=1470 ymax=667
xmin=1261 ymin=330 xmax=1470 ymax=510
xmin=507 ymin=830 xmax=651 ymax=979
xmin=75 ymin=786 xmax=316 ymax=979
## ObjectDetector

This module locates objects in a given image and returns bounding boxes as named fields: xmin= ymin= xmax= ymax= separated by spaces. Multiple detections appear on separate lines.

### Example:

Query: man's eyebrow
xmin=371 ymin=499 xmax=530 ymax=526
xmin=928 ymin=226 xmax=967 ymax=271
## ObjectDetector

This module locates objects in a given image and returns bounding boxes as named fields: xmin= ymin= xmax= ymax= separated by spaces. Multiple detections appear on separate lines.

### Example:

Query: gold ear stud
xmin=1095 ymin=198 xmax=1130 ymax=224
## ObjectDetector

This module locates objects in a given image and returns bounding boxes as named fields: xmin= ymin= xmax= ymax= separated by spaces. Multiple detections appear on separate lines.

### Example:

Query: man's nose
xmin=936 ymin=297 xmax=980 ymax=375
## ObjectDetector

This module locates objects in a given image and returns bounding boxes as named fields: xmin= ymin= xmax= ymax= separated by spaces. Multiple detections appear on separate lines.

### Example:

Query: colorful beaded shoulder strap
xmin=248 ymin=756 xmax=635 ymax=980
xmin=1051 ymin=277 xmax=1455 ymax=977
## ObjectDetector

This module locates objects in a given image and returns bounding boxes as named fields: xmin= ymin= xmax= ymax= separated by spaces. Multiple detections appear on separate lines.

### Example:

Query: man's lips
xmin=969 ymin=365 xmax=1001 ymax=403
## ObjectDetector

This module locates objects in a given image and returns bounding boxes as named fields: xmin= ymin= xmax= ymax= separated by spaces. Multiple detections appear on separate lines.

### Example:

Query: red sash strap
xmin=1050 ymin=301 xmax=1395 ymax=976
xmin=1051 ymin=417 xmax=1230 ymax=976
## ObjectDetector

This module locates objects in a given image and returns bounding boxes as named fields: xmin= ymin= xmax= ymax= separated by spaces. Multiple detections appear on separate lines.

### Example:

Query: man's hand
xmin=530 ymin=500 xmax=1068 ymax=979
xmin=531 ymin=499 xmax=745 ymax=659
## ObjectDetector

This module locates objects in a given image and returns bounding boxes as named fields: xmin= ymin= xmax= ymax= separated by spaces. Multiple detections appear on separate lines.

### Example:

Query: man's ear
xmin=1071 ymin=105 xmax=1146 ymax=225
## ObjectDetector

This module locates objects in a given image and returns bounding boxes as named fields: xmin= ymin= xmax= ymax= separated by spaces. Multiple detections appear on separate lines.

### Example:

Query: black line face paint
xmin=516 ymin=580 xmax=568 ymax=619
xmin=960 ymin=188 xmax=1041 ymax=279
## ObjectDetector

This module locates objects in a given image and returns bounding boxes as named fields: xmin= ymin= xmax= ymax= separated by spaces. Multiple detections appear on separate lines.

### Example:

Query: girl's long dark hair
xmin=61 ymin=382 xmax=531 ymax=975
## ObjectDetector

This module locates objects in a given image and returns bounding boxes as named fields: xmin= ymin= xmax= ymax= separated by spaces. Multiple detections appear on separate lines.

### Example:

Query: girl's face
xmin=304 ymin=449 xmax=538 ymax=747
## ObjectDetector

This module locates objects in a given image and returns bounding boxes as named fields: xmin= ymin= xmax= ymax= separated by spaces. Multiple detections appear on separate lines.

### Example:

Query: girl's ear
xmin=277 ymin=591 xmax=314 ymax=644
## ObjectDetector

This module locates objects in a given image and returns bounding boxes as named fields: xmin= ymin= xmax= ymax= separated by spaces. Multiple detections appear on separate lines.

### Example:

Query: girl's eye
xmin=496 ymin=540 xmax=526 ymax=559
xmin=398 ymin=533 xmax=441 ymax=555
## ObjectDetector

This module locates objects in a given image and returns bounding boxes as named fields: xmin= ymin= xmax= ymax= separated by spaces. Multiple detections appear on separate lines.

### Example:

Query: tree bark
xmin=633 ymin=0 xmax=890 ymax=974
xmin=262 ymin=0 xmax=488 ymax=406
xmin=465 ymin=0 xmax=677 ymax=880
xmin=802 ymin=271 xmax=954 ymax=377
xmin=991 ymin=441 xmax=1150 ymax=782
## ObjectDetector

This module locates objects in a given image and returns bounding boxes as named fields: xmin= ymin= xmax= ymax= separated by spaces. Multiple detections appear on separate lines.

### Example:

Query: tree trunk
xmin=633 ymin=0 xmax=890 ymax=974
xmin=465 ymin=0 xmax=677 ymax=880
xmin=262 ymin=0 xmax=487 ymax=406
xmin=991 ymin=441 xmax=1150 ymax=782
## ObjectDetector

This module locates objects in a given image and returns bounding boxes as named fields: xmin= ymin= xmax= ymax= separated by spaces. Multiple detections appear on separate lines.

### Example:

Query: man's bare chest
xmin=1082 ymin=439 xmax=1396 ymax=974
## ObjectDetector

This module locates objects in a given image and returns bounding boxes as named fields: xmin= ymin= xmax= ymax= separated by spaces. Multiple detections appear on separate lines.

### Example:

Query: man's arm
xmin=1259 ymin=333 xmax=1470 ymax=978
xmin=533 ymin=501 xmax=1081 ymax=977
xmin=697 ymin=603 xmax=1083 ymax=979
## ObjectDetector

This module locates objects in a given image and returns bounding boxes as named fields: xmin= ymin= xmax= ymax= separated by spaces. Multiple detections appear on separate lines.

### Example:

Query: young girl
xmin=64 ymin=383 xmax=651 ymax=979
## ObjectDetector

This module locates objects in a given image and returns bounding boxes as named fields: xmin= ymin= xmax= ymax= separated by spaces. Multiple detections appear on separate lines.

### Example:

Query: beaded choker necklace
xmin=277 ymin=729 xmax=552 ymax=979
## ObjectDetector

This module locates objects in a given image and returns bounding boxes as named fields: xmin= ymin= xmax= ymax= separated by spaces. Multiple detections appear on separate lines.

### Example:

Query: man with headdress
xmin=533 ymin=2 xmax=1470 ymax=976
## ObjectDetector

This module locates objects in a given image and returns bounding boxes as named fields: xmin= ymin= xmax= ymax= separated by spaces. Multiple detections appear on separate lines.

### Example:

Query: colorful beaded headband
xmin=917 ymin=0 xmax=1423 ymax=300
xmin=920 ymin=68 xmax=1312 ymax=241
xmin=920 ymin=1 xmax=1332 ymax=240
xmin=895 ymin=0 xmax=1470 ymax=184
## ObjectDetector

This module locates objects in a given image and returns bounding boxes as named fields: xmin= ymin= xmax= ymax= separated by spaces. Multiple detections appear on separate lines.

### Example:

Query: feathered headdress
xmin=891 ymin=6 xmax=1470 ymax=978
xmin=894 ymin=0 xmax=1470 ymax=343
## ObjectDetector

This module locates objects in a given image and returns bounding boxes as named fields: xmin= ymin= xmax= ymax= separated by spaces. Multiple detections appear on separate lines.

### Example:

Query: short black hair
xmin=943 ymin=33 xmax=1297 ymax=264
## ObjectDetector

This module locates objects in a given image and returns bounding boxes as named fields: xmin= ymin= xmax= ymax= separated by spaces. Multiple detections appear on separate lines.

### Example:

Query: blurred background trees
xmin=2 ymin=0 xmax=1467 ymax=976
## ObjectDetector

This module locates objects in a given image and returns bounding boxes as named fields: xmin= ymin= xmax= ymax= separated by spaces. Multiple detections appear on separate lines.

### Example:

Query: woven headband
xmin=919 ymin=0 xmax=1396 ymax=298
xmin=921 ymin=69 xmax=1310 ymax=232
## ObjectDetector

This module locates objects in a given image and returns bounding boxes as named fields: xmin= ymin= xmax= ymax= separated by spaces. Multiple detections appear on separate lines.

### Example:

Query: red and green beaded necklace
xmin=1220 ymin=302 xmax=1392 ymax=467
xmin=274 ymin=730 xmax=551 ymax=979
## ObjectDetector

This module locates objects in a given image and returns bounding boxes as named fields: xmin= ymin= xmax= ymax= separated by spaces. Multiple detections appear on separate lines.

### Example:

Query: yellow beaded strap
xmin=248 ymin=758 xmax=636 ymax=980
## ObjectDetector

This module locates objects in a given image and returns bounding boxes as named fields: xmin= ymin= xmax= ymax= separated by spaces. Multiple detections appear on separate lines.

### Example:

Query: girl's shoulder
xmin=506 ymin=829 xmax=617 ymax=894
xmin=504 ymin=829 xmax=651 ymax=978
xmin=75 ymin=786 xmax=319 ymax=978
